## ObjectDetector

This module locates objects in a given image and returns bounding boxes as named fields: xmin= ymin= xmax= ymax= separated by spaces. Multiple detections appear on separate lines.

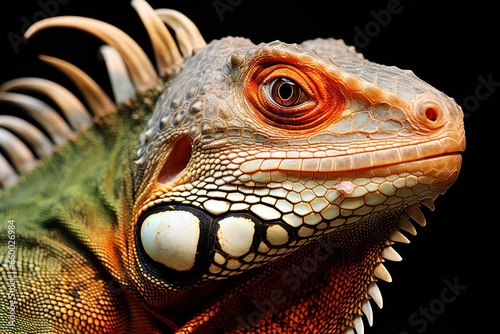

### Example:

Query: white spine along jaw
xmin=343 ymin=201 xmax=435 ymax=334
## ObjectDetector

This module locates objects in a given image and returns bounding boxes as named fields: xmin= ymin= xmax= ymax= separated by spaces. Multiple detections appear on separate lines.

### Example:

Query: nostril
xmin=157 ymin=136 xmax=192 ymax=184
xmin=417 ymin=102 xmax=444 ymax=129
xmin=424 ymin=106 xmax=439 ymax=122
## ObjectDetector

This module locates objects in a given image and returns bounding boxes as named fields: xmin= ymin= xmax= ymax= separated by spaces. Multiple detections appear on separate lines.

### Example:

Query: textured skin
xmin=0 ymin=3 xmax=465 ymax=334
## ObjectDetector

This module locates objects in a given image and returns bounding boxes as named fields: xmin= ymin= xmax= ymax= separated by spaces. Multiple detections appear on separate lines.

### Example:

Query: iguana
xmin=0 ymin=1 xmax=465 ymax=333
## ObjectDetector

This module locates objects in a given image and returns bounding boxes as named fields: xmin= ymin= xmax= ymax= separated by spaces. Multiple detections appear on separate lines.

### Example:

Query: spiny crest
xmin=0 ymin=0 xmax=206 ymax=190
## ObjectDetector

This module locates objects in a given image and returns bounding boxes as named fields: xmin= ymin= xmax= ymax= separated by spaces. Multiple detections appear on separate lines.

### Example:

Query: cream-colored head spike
xmin=1 ymin=2 xmax=207 ymax=192
xmin=0 ymin=116 xmax=54 ymax=158
xmin=0 ymin=127 xmax=37 ymax=174
xmin=98 ymin=45 xmax=136 ymax=104
xmin=0 ymin=92 xmax=74 ymax=145
xmin=0 ymin=154 xmax=18 ymax=188
xmin=131 ymin=0 xmax=183 ymax=75
xmin=25 ymin=16 xmax=158 ymax=91
xmin=38 ymin=55 xmax=116 ymax=117
xmin=155 ymin=8 xmax=207 ymax=57
xmin=0 ymin=77 xmax=93 ymax=130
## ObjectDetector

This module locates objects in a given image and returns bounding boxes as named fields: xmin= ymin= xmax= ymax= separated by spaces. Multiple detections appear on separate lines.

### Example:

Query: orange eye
xmin=244 ymin=61 xmax=345 ymax=130
xmin=268 ymin=77 xmax=308 ymax=107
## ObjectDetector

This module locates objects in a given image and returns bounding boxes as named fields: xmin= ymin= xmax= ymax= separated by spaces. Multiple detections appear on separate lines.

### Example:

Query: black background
xmin=0 ymin=1 xmax=497 ymax=333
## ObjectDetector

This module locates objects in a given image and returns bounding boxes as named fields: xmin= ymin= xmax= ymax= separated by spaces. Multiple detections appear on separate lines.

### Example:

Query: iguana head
xmin=130 ymin=28 xmax=464 ymax=333
xmin=0 ymin=1 xmax=465 ymax=333
xmin=132 ymin=34 xmax=464 ymax=278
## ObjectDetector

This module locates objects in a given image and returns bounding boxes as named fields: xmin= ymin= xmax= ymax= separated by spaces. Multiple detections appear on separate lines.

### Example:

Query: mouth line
xmin=239 ymin=149 xmax=463 ymax=175
xmin=371 ymin=152 xmax=462 ymax=169
xmin=354 ymin=152 xmax=463 ymax=180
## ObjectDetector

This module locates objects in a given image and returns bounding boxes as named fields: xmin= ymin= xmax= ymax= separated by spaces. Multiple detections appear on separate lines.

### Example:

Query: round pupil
xmin=278 ymin=80 xmax=294 ymax=101
xmin=271 ymin=78 xmax=302 ymax=107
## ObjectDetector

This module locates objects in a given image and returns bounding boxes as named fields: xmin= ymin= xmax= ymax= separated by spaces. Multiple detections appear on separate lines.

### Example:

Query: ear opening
xmin=157 ymin=136 xmax=192 ymax=184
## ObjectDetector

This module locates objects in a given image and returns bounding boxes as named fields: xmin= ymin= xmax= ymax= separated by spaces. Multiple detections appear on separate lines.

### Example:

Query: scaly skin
xmin=0 ymin=1 xmax=465 ymax=333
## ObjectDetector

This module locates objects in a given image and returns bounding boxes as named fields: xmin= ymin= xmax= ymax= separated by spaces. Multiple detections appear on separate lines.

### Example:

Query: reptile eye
xmin=244 ymin=62 xmax=345 ymax=130
xmin=268 ymin=78 xmax=308 ymax=107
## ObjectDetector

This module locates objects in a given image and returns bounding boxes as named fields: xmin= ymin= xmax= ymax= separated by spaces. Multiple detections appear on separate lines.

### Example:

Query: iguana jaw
xmin=132 ymin=151 xmax=460 ymax=283
xmin=163 ymin=150 xmax=460 ymax=332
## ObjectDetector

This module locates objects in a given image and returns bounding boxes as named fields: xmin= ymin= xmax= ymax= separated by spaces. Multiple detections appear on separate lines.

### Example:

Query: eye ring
xmin=244 ymin=62 xmax=345 ymax=130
